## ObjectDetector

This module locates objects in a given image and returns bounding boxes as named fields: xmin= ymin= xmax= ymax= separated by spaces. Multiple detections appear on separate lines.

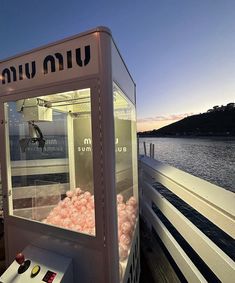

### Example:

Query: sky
xmin=1 ymin=0 xmax=235 ymax=131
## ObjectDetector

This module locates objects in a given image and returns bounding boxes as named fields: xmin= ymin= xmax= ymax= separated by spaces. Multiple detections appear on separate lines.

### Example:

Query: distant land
xmin=138 ymin=103 xmax=235 ymax=137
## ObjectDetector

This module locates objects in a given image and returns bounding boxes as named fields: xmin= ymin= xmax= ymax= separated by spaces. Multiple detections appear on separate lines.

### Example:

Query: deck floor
xmin=139 ymin=218 xmax=181 ymax=283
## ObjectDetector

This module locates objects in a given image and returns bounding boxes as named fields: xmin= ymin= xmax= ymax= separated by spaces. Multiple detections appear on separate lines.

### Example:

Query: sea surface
xmin=139 ymin=137 xmax=235 ymax=192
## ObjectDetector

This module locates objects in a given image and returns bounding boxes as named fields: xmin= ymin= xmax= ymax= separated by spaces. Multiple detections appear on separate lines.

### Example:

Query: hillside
xmin=138 ymin=107 xmax=235 ymax=137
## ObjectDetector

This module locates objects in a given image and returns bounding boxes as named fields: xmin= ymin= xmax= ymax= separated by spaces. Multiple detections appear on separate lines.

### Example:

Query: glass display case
xmin=113 ymin=83 xmax=138 ymax=280
xmin=0 ymin=27 xmax=139 ymax=283
xmin=5 ymin=88 xmax=96 ymax=236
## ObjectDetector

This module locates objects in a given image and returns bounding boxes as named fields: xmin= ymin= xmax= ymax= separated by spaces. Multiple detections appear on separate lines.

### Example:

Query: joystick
xmin=15 ymin=252 xmax=31 ymax=274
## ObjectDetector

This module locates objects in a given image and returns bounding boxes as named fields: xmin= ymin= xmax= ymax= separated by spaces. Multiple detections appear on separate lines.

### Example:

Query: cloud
xmin=137 ymin=112 xmax=195 ymax=131
xmin=137 ymin=112 xmax=194 ymax=123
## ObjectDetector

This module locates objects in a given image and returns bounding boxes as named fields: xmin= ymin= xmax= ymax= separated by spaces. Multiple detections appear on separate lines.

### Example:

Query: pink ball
xmin=80 ymin=206 xmax=86 ymax=213
xmin=71 ymin=196 xmax=78 ymax=203
xmin=71 ymin=207 xmax=78 ymax=214
xmin=86 ymin=215 xmax=95 ymax=228
xmin=70 ymin=212 xmax=79 ymax=224
xmin=52 ymin=206 xmax=60 ymax=213
xmin=132 ymin=208 xmax=138 ymax=218
xmin=126 ymin=196 xmax=137 ymax=207
xmin=78 ymin=192 xmax=84 ymax=198
xmin=66 ymin=190 xmax=74 ymax=198
xmin=120 ymin=234 xmax=131 ymax=246
xmin=121 ymin=221 xmax=132 ymax=234
xmin=60 ymin=209 xmax=67 ymax=218
xmin=74 ymin=225 xmax=82 ymax=232
xmin=84 ymin=191 xmax=91 ymax=199
xmin=62 ymin=218 xmax=71 ymax=228
xmin=118 ymin=210 xmax=129 ymax=223
xmin=78 ymin=216 xmax=85 ymax=226
xmin=126 ymin=205 xmax=135 ymax=215
xmin=75 ymin=188 xmax=82 ymax=196
xmin=74 ymin=199 xmax=81 ymax=208
xmin=118 ymin=203 xmax=126 ymax=212
xmin=60 ymin=200 xmax=67 ymax=208
xmin=117 ymin=194 xmax=124 ymax=204
xmin=118 ymin=216 xmax=124 ymax=226
xmin=118 ymin=209 xmax=127 ymax=218
xmin=63 ymin=197 xmax=71 ymax=205
xmin=132 ymin=213 xmax=137 ymax=223
xmin=47 ymin=211 xmax=54 ymax=218
xmin=80 ymin=198 xmax=87 ymax=206
xmin=68 ymin=223 xmax=75 ymax=230
xmin=86 ymin=201 xmax=94 ymax=210
xmin=119 ymin=243 xmax=128 ymax=261
xmin=56 ymin=219 xmax=63 ymax=227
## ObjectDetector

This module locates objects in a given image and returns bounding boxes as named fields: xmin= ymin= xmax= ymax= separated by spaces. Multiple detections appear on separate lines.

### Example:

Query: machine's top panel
xmin=0 ymin=27 xmax=110 ymax=96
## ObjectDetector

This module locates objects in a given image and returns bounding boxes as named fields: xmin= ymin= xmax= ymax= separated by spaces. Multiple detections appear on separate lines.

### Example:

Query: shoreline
xmin=138 ymin=134 xmax=235 ymax=139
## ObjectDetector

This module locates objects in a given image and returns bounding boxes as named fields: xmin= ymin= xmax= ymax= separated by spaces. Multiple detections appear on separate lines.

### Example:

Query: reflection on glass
xmin=113 ymin=83 xmax=138 ymax=279
xmin=5 ymin=88 xmax=96 ymax=236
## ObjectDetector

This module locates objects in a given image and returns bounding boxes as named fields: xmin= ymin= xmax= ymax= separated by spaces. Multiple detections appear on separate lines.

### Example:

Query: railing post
xmin=137 ymin=136 xmax=139 ymax=156
xmin=143 ymin=142 xmax=146 ymax=156
xmin=149 ymin=143 xmax=154 ymax=159
xmin=139 ymin=160 xmax=152 ymax=231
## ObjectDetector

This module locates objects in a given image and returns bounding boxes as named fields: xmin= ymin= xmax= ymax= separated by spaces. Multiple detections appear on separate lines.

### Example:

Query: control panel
xmin=0 ymin=246 xmax=73 ymax=283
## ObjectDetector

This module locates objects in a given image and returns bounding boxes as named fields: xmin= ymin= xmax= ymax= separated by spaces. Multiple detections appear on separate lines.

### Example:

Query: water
xmin=139 ymin=137 xmax=235 ymax=192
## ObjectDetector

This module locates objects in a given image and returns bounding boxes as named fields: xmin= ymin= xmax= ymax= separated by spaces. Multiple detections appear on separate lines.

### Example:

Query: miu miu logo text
xmin=1 ymin=45 xmax=91 ymax=85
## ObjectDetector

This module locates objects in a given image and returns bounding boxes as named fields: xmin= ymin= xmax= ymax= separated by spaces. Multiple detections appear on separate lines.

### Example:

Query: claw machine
xmin=0 ymin=27 xmax=139 ymax=283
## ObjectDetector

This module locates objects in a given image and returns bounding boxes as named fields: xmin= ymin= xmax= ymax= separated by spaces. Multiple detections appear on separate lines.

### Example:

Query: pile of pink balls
xmin=44 ymin=188 xmax=96 ymax=235
xmin=44 ymin=188 xmax=138 ymax=261
xmin=117 ymin=194 xmax=138 ymax=261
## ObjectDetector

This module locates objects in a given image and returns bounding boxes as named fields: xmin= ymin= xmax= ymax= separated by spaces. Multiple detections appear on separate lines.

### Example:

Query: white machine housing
xmin=0 ymin=27 xmax=139 ymax=283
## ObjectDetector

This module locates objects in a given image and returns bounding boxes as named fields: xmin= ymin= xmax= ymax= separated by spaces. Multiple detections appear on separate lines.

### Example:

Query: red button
xmin=15 ymin=253 xmax=25 ymax=265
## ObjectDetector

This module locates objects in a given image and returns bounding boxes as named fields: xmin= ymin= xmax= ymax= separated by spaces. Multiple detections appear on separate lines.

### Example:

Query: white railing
xmin=139 ymin=155 xmax=235 ymax=283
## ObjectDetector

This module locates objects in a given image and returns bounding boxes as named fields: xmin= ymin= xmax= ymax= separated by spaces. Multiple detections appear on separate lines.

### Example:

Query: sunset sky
xmin=1 ymin=1 xmax=235 ymax=131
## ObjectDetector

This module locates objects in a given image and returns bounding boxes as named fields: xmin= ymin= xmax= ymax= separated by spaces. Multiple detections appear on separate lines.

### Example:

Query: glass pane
xmin=5 ymin=88 xmax=95 ymax=236
xmin=113 ymin=83 xmax=138 ymax=274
